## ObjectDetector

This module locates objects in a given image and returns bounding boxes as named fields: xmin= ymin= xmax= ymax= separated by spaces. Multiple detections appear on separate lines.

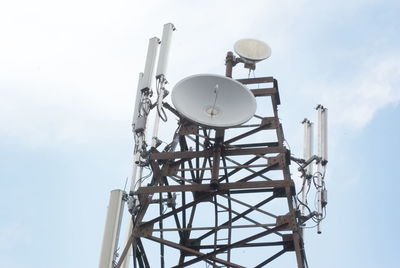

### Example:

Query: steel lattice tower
xmin=115 ymin=52 xmax=307 ymax=268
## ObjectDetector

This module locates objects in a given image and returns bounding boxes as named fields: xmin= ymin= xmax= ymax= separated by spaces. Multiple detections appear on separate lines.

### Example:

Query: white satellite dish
xmin=171 ymin=74 xmax=257 ymax=128
xmin=234 ymin=39 xmax=271 ymax=62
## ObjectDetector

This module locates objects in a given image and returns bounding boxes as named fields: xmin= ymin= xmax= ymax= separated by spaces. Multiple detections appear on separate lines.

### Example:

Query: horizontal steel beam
xmin=173 ymin=223 xmax=289 ymax=267
xmin=251 ymin=87 xmax=278 ymax=97
xmin=149 ymin=147 xmax=284 ymax=160
xmin=152 ymin=223 xmax=276 ymax=232
xmin=135 ymin=180 xmax=293 ymax=195
xmin=146 ymin=235 xmax=245 ymax=268
xmin=191 ymin=241 xmax=288 ymax=250
xmin=237 ymin=77 xmax=274 ymax=84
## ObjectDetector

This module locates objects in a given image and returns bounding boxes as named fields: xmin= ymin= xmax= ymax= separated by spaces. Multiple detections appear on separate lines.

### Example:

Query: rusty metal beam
xmin=251 ymin=87 xmax=278 ymax=97
xmin=146 ymin=235 xmax=245 ymax=268
xmin=150 ymin=147 xmax=284 ymax=161
xmin=254 ymin=249 xmax=286 ymax=268
xmin=237 ymin=77 xmax=274 ymax=84
xmin=223 ymin=123 xmax=273 ymax=145
xmin=191 ymin=241 xmax=288 ymax=250
xmin=172 ymin=223 xmax=289 ymax=268
xmin=135 ymin=180 xmax=293 ymax=195
xmin=196 ymin=195 xmax=276 ymax=241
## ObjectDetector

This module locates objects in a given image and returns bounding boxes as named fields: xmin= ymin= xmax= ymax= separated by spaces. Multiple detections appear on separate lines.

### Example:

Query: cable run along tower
xmin=99 ymin=24 xmax=329 ymax=268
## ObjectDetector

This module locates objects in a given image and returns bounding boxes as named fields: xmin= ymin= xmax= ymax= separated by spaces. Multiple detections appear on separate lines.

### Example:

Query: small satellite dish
xmin=234 ymin=39 xmax=271 ymax=62
xmin=171 ymin=74 xmax=256 ymax=128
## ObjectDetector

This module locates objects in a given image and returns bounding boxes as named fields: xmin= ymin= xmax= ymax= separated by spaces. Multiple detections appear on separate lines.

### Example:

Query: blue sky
xmin=0 ymin=0 xmax=399 ymax=267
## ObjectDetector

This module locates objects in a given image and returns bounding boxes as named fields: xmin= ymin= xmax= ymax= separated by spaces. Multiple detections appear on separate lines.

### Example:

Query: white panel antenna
xmin=132 ymin=72 xmax=144 ymax=132
xmin=301 ymin=119 xmax=313 ymax=217
xmin=318 ymin=106 xmax=328 ymax=163
xmin=156 ymin=23 xmax=175 ymax=78
xmin=99 ymin=190 xmax=126 ymax=268
xmin=140 ymin=37 xmax=160 ymax=91
xmin=152 ymin=23 xmax=176 ymax=148
xmin=316 ymin=105 xmax=328 ymax=233
xmin=302 ymin=119 xmax=314 ymax=176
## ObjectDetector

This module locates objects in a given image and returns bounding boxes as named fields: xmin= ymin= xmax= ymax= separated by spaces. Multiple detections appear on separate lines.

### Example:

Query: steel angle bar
xmin=223 ymin=147 xmax=283 ymax=157
xmin=230 ymin=142 xmax=279 ymax=148
xmin=192 ymin=241 xmax=287 ymax=250
xmin=278 ymin=150 xmax=305 ymax=267
xmin=236 ymin=77 xmax=274 ymax=84
xmin=150 ymin=146 xmax=282 ymax=161
xmin=223 ymin=124 xmax=273 ymax=145
xmin=229 ymin=188 xmax=275 ymax=194
xmin=250 ymin=87 xmax=278 ymax=97
xmin=167 ymin=175 xmax=194 ymax=185
xmin=140 ymin=191 xmax=213 ymax=227
xmin=150 ymin=149 xmax=213 ymax=160
xmin=220 ymin=155 xmax=233 ymax=263
xmin=237 ymin=165 xmax=278 ymax=182
xmin=221 ymin=155 xmax=271 ymax=181
xmin=178 ymin=136 xmax=197 ymax=180
xmin=176 ymin=163 xmax=270 ymax=172
xmin=197 ymin=195 xmax=276 ymax=241
xmin=254 ymin=249 xmax=286 ymax=268
xmin=184 ymin=136 xmax=275 ymax=181
xmin=162 ymin=179 xmax=184 ymax=241
xmin=211 ymin=144 xmax=221 ymax=184
xmin=184 ymin=135 xmax=274 ymax=185
xmin=115 ymin=233 xmax=135 ymax=268
xmin=184 ymin=202 xmax=197 ymax=239
xmin=136 ymin=238 xmax=150 ymax=268
xmin=217 ymin=192 xmax=278 ymax=218
xmin=146 ymin=236 xmax=245 ymax=268
xmin=225 ymin=123 xmax=263 ymax=128
xmin=152 ymin=223 xmax=275 ymax=232
xmin=135 ymin=180 xmax=292 ymax=195
xmin=173 ymin=223 xmax=289 ymax=268
xmin=212 ymin=200 xmax=283 ymax=237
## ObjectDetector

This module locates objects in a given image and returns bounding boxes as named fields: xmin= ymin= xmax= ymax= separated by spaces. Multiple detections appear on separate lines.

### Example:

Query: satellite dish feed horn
xmin=171 ymin=74 xmax=257 ymax=128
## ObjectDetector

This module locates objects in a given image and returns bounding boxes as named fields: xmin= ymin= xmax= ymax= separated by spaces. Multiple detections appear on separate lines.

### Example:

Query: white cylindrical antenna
xmin=317 ymin=105 xmax=328 ymax=163
xmin=152 ymin=23 xmax=176 ymax=148
xmin=99 ymin=190 xmax=125 ymax=268
xmin=308 ymin=122 xmax=314 ymax=174
xmin=302 ymin=119 xmax=314 ymax=176
xmin=130 ymin=135 xmax=146 ymax=192
xmin=316 ymin=106 xmax=323 ymax=233
xmin=301 ymin=119 xmax=313 ymax=217
xmin=156 ymin=23 xmax=175 ymax=78
xmin=132 ymin=73 xmax=144 ymax=132
xmin=317 ymin=106 xmax=323 ymax=161
xmin=151 ymin=112 xmax=161 ymax=148
xmin=140 ymin=37 xmax=160 ymax=91
xmin=322 ymin=108 xmax=328 ymax=163
xmin=316 ymin=105 xmax=328 ymax=233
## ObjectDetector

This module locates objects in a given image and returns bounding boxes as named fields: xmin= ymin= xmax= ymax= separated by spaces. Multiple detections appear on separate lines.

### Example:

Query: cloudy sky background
xmin=1 ymin=0 xmax=399 ymax=267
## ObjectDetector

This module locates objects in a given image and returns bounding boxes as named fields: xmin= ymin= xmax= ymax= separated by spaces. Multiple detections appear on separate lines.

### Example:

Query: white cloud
xmin=318 ymin=54 xmax=400 ymax=128
xmin=0 ymin=0 xmax=305 ymax=146
xmin=0 ymin=0 xmax=397 ymax=147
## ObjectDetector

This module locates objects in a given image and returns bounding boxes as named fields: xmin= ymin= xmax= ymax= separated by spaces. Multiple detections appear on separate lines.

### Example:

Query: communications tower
xmin=99 ymin=24 xmax=328 ymax=268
